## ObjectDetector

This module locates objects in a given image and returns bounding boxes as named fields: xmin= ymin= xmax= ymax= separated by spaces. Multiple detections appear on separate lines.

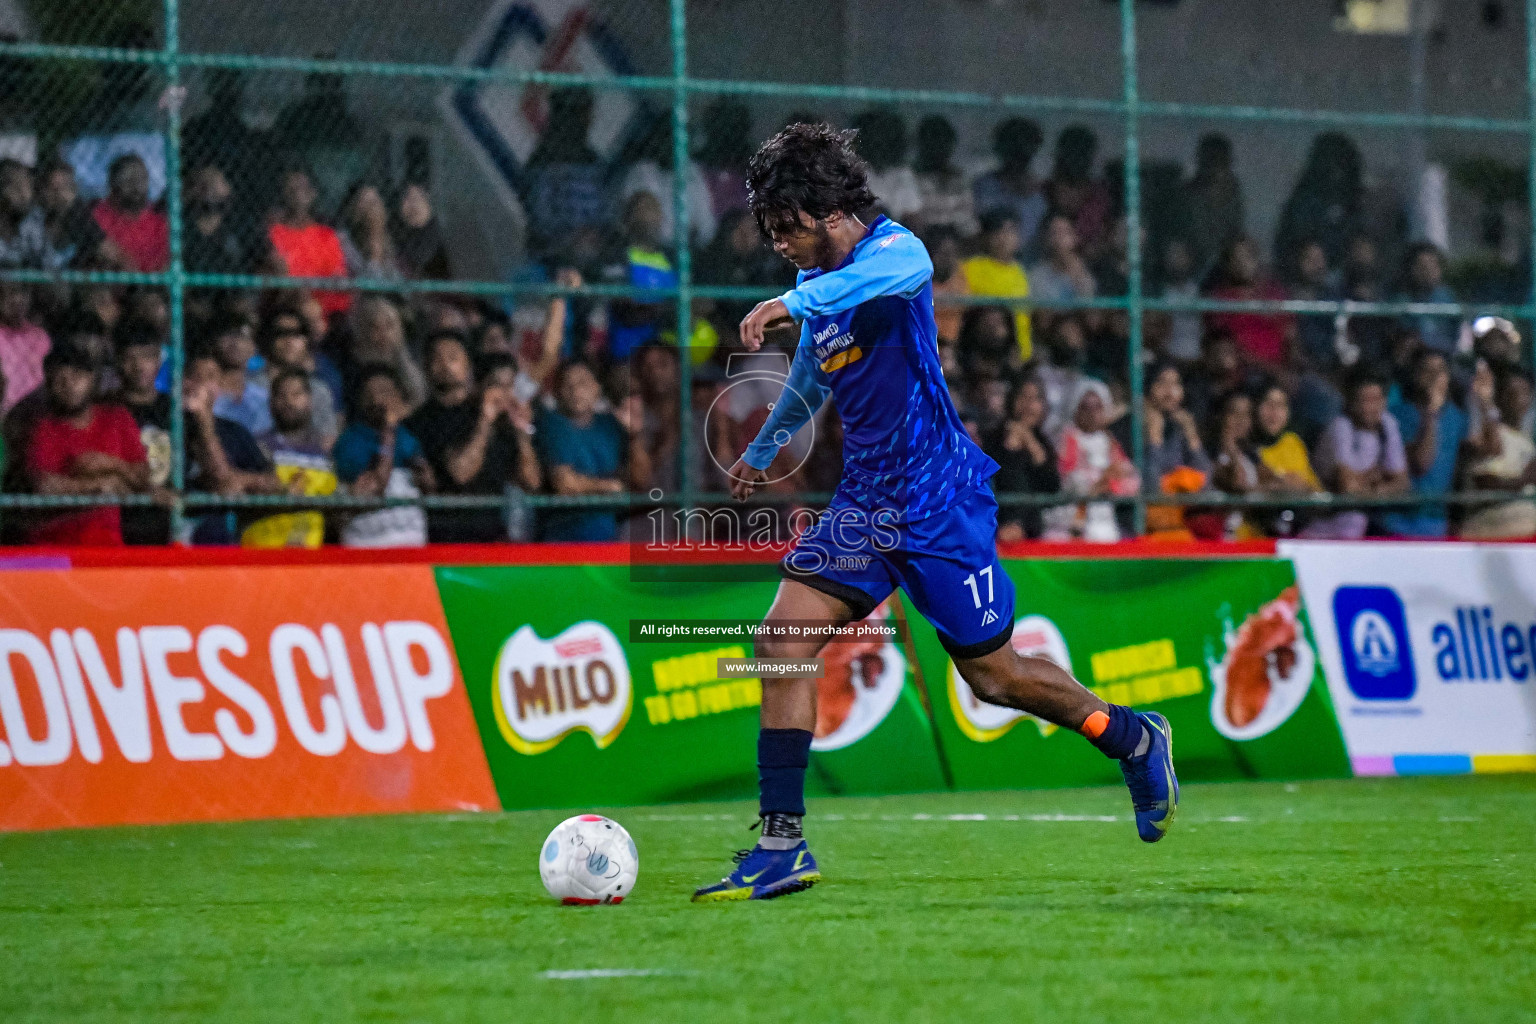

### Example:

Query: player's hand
xmin=727 ymin=457 xmax=770 ymax=501
xmin=739 ymin=298 xmax=794 ymax=352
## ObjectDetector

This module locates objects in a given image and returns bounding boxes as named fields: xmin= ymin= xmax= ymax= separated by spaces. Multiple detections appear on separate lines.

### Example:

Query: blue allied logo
xmin=1333 ymin=586 xmax=1416 ymax=700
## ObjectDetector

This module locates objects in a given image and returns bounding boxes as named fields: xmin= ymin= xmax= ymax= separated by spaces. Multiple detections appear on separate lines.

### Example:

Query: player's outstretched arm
xmin=730 ymin=332 xmax=830 ymax=500
xmin=779 ymin=231 xmax=932 ymax=320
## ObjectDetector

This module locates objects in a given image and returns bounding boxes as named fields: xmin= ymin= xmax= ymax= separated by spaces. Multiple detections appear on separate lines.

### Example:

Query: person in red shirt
xmin=267 ymin=166 xmax=351 ymax=319
xmin=1204 ymin=235 xmax=1295 ymax=368
xmin=25 ymin=345 xmax=149 ymax=545
xmin=91 ymin=154 xmax=169 ymax=272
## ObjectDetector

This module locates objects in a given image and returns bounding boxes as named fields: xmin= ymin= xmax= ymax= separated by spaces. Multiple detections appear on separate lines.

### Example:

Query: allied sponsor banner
xmin=908 ymin=558 xmax=1352 ymax=790
xmin=1283 ymin=541 xmax=1536 ymax=776
xmin=0 ymin=566 xmax=498 ymax=831
xmin=434 ymin=566 xmax=946 ymax=810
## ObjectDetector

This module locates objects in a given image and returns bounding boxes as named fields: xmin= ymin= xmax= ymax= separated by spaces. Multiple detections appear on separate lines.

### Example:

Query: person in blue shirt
xmin=537 ymin=360 xmax=649 ymax=541
xmin=1395 ymin=242 xmax=1461 ymax=356
xmin=691 ymin=124 xmax=1179 ymax=904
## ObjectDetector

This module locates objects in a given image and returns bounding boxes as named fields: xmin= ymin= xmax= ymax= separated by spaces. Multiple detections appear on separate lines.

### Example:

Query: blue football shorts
xmin=780 ymin=484 xmax=1016 ymax=658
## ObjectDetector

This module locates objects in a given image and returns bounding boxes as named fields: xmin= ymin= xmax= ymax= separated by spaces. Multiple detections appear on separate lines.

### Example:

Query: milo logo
xmin=491 ymin=622 xmax=632 ymax=755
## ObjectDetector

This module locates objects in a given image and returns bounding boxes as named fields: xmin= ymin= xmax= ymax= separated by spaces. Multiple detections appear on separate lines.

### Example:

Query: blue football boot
xmin=1120 ymin=711 xmax=1179 ymax=842
xmin=691 ymin=842 xmax=821 ymax=902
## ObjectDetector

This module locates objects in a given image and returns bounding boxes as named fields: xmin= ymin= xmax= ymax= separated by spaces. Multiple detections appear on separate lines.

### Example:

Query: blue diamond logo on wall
xmin=446 ymin=0 xmax=638 ymax=190
xmin=1332 ymin=585 xmax=1416 ymax=700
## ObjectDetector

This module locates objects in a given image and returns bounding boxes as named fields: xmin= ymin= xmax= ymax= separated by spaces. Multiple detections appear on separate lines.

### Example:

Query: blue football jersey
xmin=743 ymin=216 xmax=997 ymax=522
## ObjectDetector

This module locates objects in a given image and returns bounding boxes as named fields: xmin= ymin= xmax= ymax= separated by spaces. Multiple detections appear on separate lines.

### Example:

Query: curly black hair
xmin=745 ymin=123 xmax=876 ymax=239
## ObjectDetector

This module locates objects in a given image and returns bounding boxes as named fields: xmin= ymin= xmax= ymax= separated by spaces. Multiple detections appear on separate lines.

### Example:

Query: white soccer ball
xmin=539 ymin=814 xmax=638 ymax=904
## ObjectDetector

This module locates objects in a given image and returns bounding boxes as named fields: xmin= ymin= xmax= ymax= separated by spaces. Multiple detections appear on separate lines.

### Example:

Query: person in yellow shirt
xmin=962 ymin=209 xmax=1031 ymax=360
xmin=1252 ymin=383 xmax=1322 ymax=491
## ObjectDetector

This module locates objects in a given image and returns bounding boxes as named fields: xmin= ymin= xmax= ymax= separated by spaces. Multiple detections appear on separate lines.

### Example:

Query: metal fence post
xmin=164 ymin=0 xmax=187 ymax=542
xmin=670 ymin=0 xmax=694 ymax=529
xmin=1528 ymin=0 xmax=1536 ymax=370
xmin=1120 ymin=0 xmax=1146 ymax=534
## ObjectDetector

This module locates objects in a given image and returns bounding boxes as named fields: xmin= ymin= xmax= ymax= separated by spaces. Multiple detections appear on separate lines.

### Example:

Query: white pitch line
xmin=631 ymin=812 xmax=1258 ymax=824
xmin=540 ymin=969 xmax=686 ymax=980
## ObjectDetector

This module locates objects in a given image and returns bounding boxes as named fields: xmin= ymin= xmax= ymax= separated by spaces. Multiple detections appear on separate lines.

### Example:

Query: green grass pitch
xmin=1 ymin=775 xmax=1533 ymax=1023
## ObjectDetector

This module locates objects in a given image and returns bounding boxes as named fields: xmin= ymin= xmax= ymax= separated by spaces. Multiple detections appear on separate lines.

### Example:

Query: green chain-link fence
xmin=0 ymin=0 xmax=1533 ymax=544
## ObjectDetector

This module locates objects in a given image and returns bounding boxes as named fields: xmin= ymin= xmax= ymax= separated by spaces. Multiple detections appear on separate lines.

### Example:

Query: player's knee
xmin=754 ymin=630 xmax=794 ymax=663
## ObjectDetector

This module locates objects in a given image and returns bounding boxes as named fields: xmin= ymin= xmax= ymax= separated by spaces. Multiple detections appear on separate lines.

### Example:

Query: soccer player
xmin=692 ymin=125 xmax=1179 ymax=902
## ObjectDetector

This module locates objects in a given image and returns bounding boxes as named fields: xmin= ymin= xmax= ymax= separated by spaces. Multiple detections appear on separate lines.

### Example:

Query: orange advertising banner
xmin=0 ymin=565 xmax=499 ymax=831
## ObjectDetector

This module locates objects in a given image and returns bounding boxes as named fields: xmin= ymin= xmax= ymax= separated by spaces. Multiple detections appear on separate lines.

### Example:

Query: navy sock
xmin=758 ymin=728 xmax=812 ymax=816
xmin=1083 ymin=704 xmax=1144 ymax=760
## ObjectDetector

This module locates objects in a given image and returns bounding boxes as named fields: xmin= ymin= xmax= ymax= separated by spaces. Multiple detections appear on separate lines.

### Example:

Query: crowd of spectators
xmin=0 ymin=81 xmax=1532 ymax=547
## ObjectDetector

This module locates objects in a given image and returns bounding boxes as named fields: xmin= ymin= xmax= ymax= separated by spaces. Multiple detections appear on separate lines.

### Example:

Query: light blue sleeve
xmin=742 ymin=326 xmax=831 ymax=471
xmin=777 ymin=231 xmax=933 ymax=320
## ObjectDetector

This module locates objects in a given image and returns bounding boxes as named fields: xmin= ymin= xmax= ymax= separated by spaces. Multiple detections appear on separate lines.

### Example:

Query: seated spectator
xmin=603 ymin=191 xmax=676 ymax=360
xmin=111 ymin=319 xmax=171 ymax=544
xmin=1027 ymin=212 xmax=1097 ymax=320
xmin=973 ymin=117 xmax=1047 ymax=260
xmin=1037 ymin=314 xmax=1093 ymax=439
xmin=1157 ymin=237 xmax=1202 ymax=362
xmin=956 ymin=305 xmax=1022 ymax=382
xmin=1287 ymin=239 xmax=1339 ymax=372
xmin=962 ymin=210 xmax=1030 ymax=360
xmin=698 ymin=210 xmax=789 ymax=342
xmin=244 ymin=370 xmax=338 ymax=549
xmin=1460 ymin=369 xmax=1536 ymax=538
xmin=182 ymin=351 xmax=287 ymax=544
xmin=525 ymin=87 xmax=609 ymax=260
xmin=1394 ymin=242 xmax=1460 ymax=356
xmin=1185 ymin=327 xmax=1247 ymax=426
xmin=343 ymin=294 xmax=427 ymax=411
xmin=1176 ymin=133 xmax=1245 ymax=276
xmin=25 ymin=345 xmax=149 ymax=546
xmin=0 ymin=158 xmax=47 ymax=269
xmin=208 ymin=314 xmax=271 ymax=437
xmin=1251 ymin=383 xmax=1324 ymax=497
xmin=338 ymin=181 xmax=403 ymax=282
xmin=333 ymin=363 xmax=432 ymax=547
xmin=262 ymin=311 xmax=340 ymax=443
xmin=983 ymin=376 xmax=1062 ymax=541
xmin=183 ymin=163 xmax=249 ymax=275
xmin=1210 ymin=389 xmax=1259 ymax=496
xmin=911 ymin=114 xmax=976 ymax=236
xmin=0 ymin=281 xmax=49 ymax=415
xmin=1144 ymin=361 xmax=1211 ymax=485
xmin=852 ymin=108 xmax=920 ymax=223
xmin=267 ymin=164 xmax=350 ymax=318
xmin=620 ymin=112 xmax=717 ymax=247
xmin=1092 ymin=216 xmax=1130 ymax=297
xmin=695 ymin=99 xmax=753 ymax=220
xmin=1044 ymin=125 xmax=1111 ymax=260
xmin=1338 ymin=236 xmax=1392 ymax=367
xmin=630 ymin=343 xmax=694 ymax=496
xmin=91 ymin=154 xmax=168 ymax=272
xmin=926 ymin=227 xmax=969 ymax=346
xmin=38 ymin=159 xmax=107 ymax=269
xmin=405 ymin=331 xmax=541 ymax=543
xmin=538 ymin=360 xmax=649 ymax=541
xmin=1379 ymin=348 xmax=1467 ymax=537
xmin=1311 ymin=368 xmax=1410 ymax=538
xmin=1205 ymin=236 xmax=1293 ymax=368
xmin=1057 ymin=383 xmax=1139 ymax=542
xmin=394 ymin=182 xmax=452 ymax=280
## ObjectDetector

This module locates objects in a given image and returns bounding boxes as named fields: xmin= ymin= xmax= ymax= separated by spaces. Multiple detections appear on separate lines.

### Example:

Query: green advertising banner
xmin=906 ymin=558 xmax=1351 ymax=791
xmin=434 ymin=565 xmax=947 ymax=811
